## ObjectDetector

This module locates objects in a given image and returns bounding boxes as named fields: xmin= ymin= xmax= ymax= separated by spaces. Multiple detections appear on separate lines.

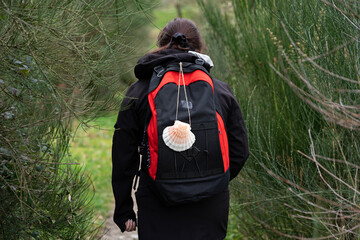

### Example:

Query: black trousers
xmin=135 ymin=173 xmax=229 ymax=240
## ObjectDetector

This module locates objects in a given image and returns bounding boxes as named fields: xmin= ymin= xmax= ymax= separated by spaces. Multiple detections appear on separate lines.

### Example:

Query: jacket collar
xmin=134 ymin=49 xmax=212 ymax=80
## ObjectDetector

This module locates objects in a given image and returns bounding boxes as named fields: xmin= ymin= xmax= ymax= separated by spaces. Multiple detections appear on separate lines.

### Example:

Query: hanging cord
xmin=175 ymin=63 xmax=181 ymax=121
xmin=175 ymin=62 xmax=192 ymax=126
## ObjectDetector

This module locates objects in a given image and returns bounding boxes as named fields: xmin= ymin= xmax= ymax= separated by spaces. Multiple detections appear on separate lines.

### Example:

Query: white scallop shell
xmin=162 ymin=120 xmax=196 ymax=152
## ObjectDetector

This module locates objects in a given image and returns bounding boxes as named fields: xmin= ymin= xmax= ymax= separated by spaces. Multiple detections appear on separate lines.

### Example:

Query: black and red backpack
xmin=140 ymin=59 xmax=229 ymax=205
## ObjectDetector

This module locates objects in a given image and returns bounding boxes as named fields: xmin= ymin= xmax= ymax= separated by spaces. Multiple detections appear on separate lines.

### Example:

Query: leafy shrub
xmin=200 ymin=0 xmax=360 ymax=238
xmin=0 ymin=0 xmax=150 ymax=239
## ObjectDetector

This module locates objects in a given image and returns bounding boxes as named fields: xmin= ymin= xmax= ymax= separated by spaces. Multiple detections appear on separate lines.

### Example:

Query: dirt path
xmin=101 ymin=190 xmax=138 ymax=240
xmin=100 ymin=209 xmax=138 ymax=240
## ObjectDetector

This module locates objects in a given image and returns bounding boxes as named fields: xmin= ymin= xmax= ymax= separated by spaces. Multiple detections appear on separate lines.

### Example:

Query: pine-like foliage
xmin=0 ymin=0 xmax=151 ymax=239
xmin=200 ymin=0 xmax=360 ymax=239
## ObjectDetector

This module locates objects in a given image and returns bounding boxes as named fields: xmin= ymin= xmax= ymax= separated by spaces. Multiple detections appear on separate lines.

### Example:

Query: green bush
xmin=0 ymin=0 xmax=150 ymax=239
xmin=200 ymin=0 xmax=360 ymax=238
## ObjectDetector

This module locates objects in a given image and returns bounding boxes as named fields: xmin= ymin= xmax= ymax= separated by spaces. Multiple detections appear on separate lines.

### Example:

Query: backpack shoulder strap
xmin=148 ymin=65 xmax=165 ymax=93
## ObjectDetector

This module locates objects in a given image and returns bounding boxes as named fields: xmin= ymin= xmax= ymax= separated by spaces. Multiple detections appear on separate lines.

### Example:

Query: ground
xmin=100 ymin=191 xmax=138 ymax=240
xmin=101 ymin=209 xmax=138 ymax=240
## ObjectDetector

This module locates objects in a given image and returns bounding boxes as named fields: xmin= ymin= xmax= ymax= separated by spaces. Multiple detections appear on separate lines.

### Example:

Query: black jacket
xmin=112 ymin=49 xmax=249 ymax=232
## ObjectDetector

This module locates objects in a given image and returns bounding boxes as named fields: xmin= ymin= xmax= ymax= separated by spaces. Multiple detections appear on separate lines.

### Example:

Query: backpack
xmin=141 ymin=59 xmax=229 ymax=205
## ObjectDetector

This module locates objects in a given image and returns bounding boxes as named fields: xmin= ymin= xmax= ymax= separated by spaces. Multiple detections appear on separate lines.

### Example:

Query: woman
xmin=112 ymin=18 xmax=249 ymax=240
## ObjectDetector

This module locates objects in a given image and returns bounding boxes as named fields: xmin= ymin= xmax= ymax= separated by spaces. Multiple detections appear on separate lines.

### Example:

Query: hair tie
xmin=168 ymin=32 xmax=194 ymax=50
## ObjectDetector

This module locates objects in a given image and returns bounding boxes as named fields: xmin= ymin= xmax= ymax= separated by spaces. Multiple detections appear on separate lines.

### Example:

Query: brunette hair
xmin=156 ymin=18 xmax=204 ymax=52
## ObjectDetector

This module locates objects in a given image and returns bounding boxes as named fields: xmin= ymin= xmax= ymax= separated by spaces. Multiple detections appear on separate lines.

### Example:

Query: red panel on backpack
xmin=217 ymin=112 xmax=229 ymax=172
xmin=151 ymin=70 xmax=214 ymax=98
xmin=147 ymin=94 xmax=158 ymax=180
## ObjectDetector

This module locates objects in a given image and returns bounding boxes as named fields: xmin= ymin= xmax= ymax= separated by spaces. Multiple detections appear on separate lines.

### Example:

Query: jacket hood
xmin=134 ymin=49 xmax=213 ymax=80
